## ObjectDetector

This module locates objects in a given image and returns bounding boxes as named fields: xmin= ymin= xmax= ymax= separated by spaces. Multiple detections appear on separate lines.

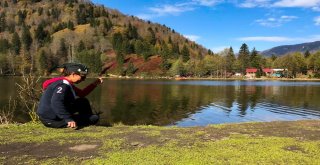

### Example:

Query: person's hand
xmin=94 ymin=78 xmax=103 ymax=86
xmin=67 ymin=121 xmax=77 ymax=128
xmin=98 ymin=77 xmax=103 ymax=84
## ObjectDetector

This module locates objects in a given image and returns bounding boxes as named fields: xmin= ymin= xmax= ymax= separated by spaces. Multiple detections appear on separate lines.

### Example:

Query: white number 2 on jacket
xmin=57 ymin=87 xmax=63 ymax=93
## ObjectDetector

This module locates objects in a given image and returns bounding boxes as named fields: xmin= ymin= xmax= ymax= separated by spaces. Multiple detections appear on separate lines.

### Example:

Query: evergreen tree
xmin=161 ymin=43 xmax=170 ymax=60
xmin=181 ymin=45 xmax=190 ymax=62
xmin=21 ymin=26 xmax=33 ymax=51
xmin=75 ymin=50 xmax=101 ymax=74
xmin=126 ymin=61 xmax=137 ymax=76
xmin=125 ymin=23 xmax=139 ymax=40
xmin=103 ymin=18 xmax=113 ymax=32
xmin=56 ymin=38 xmax=68 ymax=64
xmin=168 ymin=36 xmax=172 ymax=44
xmin=35 ymin=23 xmax=49 ymax=45
xmin=11 ymin=32 xmax=21 ymax=55
xmin=250 ymin=47 xmax=259 ymax=68
xmin=304 ymin=50 xmax=311 ymax=58
xmin=226 ymin=47 xmax=235 ymax=72
xmin=0 ymin=38 xmax=10 ymax=53
xmin=0 ymin=13 xmax=6 ymax=32
xmin=38 ymin=50 xmax=48 ymax=75
xmin=161 ymin=58 xmax=171 ymax=71
xmin=147 ymin=27 xmax=156 ymax=45
xmin=172 ymin=42 xmax=180 ymax=59
xmin=112 ymin=32 xmax=124 ymax=54
xmin=238 ymin=43 xmax=250 ymax=73
xmin=17 ymin=10 xmax=27 ymax=25
xmin=67 ymin=20 xmax=74 ymax=30
xmin=271 ymin=54 xmax=277 ymax=61
xmin=142 ymin=41 xmax=152 ymax=61
xmin=134 ymin=40 xmax=144 ymax=56
xmin=76 ymin=6 xmax=87 ymax=24
xmin=78 ymin=40 xmax=86 ymax=52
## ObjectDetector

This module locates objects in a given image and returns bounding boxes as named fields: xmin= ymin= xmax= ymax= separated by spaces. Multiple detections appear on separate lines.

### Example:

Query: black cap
xmin=58 ymin=63 xmax=88 ymax=76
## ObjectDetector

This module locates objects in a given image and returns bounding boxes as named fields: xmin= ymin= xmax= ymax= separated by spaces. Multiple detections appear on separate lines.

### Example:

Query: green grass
xmin=89 ymin=135 xmax=320 ymax=165
xmin=0 ymin=120 xmax=319 ymax=164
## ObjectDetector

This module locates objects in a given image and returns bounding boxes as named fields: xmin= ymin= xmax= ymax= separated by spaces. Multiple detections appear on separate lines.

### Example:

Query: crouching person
xmin=37 ymin=63 xmax=103 ymax=128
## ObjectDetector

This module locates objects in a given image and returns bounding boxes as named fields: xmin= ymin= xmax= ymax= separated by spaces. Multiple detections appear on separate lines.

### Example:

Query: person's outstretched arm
xmin=74 ymin=78 xmax=103 ymax=97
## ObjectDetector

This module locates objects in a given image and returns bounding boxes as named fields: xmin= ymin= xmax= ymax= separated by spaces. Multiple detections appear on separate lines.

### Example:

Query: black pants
xmin=39 ymin=98 xmax=98 ymax=128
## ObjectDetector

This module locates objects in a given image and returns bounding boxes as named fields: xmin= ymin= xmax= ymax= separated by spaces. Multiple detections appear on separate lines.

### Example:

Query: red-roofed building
xmin=262 ymin=68 xmax=273 ymax=76
xmin=246 ymin=68 xmax=258 ymax=78
xmin=246 ymin=68 xmax=258 ymax=73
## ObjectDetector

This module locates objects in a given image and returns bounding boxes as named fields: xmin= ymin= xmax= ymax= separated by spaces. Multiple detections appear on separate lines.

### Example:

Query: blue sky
xmin=91 ymin=0 xmax=320 ymax=53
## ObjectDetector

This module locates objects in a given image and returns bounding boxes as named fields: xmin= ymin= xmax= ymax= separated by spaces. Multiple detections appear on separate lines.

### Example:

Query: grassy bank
xmin=0 ymin=120 xmax=320 ymax=164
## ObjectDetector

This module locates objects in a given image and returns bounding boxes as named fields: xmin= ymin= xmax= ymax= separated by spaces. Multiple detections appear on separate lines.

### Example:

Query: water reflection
xmin=1 ymin=78 xmax=320 ymax=126
xmin=89 ymin=80 xmax=320 ymax=126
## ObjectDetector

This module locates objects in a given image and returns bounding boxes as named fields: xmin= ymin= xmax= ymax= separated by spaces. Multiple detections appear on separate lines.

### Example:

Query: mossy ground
xmin=0 ymin=120 xmax=319 ymax=164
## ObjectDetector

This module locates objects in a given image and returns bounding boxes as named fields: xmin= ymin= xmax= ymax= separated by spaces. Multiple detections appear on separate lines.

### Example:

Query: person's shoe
xmin=89 ymin=114 xmax=99 ymax=125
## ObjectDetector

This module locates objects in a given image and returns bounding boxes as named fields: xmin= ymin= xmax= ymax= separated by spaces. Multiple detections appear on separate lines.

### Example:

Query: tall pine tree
xmin=11 ymin=32 xmax=21 ymax=55
xmin=21 ymin=26 xmax=33 ymax=51
xmin=226 ymin=47 xmax=235 ymax=72
xmin=238 ymin=43 xmax=250 ymax=73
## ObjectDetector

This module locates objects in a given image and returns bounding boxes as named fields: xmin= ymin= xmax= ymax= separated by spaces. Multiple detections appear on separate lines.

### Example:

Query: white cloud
xmin=137 ymin=0 xmax=224 ymax=20
xmin=314 ymin=16 xmax=320 ymax=25
xmin=238 ymin=36 xmax=294 ymax=42
xmin=312 ymin=6 xmax=320 ymax=11
xmin=238 ymin=0 xmax=320 ymax=9
xmin=184 ymin=34 xmax=201 ymax=41
xmin=237 ymin=35 xmax=320 ymax=43
xmin=255 ymin=15 xmax=298 ymax=27
xmin=149 ymin=4 xmax=195 ymax=16
xmin=136 ymin=14 xmax=156 ymax=20
xmin=193 ymin=0 xmax=223 ymax=6
xmin=273 ymin=0 xmax=320 ymax=8
xmin=210 ymin=46 xmax=230 ymax=52
xmin=239 ymin=0 xmax=272 ymax=8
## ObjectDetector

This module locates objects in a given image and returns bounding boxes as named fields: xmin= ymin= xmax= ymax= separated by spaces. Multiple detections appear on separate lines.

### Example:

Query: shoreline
xmin=2 ymin=74 xmax=320 ymax=81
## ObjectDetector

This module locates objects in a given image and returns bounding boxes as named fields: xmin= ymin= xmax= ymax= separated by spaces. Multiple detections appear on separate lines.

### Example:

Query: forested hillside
xmin=0 ymin=0 xmax=209 ymax=76
xmin=1 ymin=0 xmax=320 ymax=78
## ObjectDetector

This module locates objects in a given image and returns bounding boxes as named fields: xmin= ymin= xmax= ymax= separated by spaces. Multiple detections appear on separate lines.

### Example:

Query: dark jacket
xmin=37 ymin=79 xmax=76 ymax=122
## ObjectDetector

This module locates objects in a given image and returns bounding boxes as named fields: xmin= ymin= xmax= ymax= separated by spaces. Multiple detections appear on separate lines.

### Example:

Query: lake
xmin=1 ymin=77 xmax=320 ymax=127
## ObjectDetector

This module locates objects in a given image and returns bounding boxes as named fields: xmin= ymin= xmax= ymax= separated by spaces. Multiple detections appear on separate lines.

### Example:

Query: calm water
xmin=1 ymin=78 xmax=320 ymax=126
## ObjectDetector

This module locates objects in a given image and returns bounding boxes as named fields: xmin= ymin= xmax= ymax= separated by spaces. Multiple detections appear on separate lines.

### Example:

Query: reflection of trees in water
xmin=236 ymin=86 xmax=250 ymax=116
xmin=107 ymin=82 xmax=215 ymax=125
xmin=233 ymin=86 xmax=263 ymax=116
xmin=92 ymin=80 xmax=320 ymax=125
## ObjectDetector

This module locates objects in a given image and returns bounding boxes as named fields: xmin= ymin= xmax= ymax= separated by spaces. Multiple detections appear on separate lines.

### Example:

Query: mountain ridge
xmin=261 ymin=41 xmax=320 ymax=56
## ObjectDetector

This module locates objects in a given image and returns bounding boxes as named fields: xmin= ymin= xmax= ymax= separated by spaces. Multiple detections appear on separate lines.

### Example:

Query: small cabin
xmin=246 ymin=68 xmax=258 ymax=78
